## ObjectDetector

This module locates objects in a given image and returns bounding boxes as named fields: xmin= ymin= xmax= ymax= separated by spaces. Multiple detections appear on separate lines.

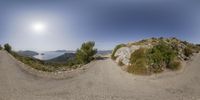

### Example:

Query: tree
xmin=76 ymin=41 xmax=97 ymax=64
xmin=4 ymin=43 xmax=12 ymax=53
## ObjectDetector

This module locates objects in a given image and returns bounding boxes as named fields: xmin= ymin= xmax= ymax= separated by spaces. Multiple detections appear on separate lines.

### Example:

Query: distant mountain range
xmin=97 ymin=50 xmax=112 ymax=55
xmin=53 ymin=50 xmax=75 ymax=53
xmin=54 ymin=50 xmax=67 ymax=52
xmin=52 ymin=49 xmax=112 ymax=54
xmin=46 ymin=53 xmax=76 ymax=63
xmin=17 ymin=50 xmax=112 ymax=63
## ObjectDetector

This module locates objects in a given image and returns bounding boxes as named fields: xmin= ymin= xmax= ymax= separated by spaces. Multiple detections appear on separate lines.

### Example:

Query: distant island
xmin=17 ymin=50 xmax=39 ymax=57
xmin=54 ymin=50 xmax=67 ymax=52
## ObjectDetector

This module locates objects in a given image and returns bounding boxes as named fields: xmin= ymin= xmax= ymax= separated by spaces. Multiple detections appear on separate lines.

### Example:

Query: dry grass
xmin=111 ymin=44 xmax=126 ymax=60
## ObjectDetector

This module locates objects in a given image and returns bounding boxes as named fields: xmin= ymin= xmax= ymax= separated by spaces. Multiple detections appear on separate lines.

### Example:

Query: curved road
xmin=0 ymin=50 xmax=200 ymax=100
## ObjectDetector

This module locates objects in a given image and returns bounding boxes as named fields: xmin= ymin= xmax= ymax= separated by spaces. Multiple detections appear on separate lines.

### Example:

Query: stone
xmin=114 ymin=45 xmax=151 ymax=66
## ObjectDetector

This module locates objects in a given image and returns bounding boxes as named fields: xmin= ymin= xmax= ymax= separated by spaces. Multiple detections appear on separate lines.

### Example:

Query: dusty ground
xmin=0 ymin=50 xmax=200 ymax=100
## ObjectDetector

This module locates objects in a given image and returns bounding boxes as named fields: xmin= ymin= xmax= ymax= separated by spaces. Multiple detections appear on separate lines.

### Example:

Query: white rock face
xmin=114 ymin=45 xmax=151 ymax=66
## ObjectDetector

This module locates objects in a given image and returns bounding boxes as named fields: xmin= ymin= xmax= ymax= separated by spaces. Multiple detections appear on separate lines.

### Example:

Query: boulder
xmin=114 ymin=45 xmax=151 ymax=66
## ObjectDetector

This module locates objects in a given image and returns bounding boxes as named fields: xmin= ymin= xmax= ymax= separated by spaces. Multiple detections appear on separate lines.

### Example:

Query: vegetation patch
xmin=11 ymin=52 xmax=76 ymax=72
xmin=128 ymin=41 xmax=181 ymax=75
xmin=0 ymin=44 xmax=2 ymax=50
xmin=184 ymin=47 xmax=193 ymax=57
xmin=127 ymin=48 xmax=149 ymax=75
xmin=148 ymin=41 xmax=179 ymax=71
xmin=4 ymin=43 xmax=12 ymax=53
xmin=76 ymin=41 xmax=97 ymax=64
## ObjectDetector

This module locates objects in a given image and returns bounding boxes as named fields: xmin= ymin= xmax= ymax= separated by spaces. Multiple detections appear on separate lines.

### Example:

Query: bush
xmin=111 ymin=44 xmax=126 ymax=60
xmin=76 ymin=41 xmax=97 ymax=64
xmin=128 ymin=48 xmax=149 ymax=75
xmin=184 ymin=47 xmax=193 ymax=57
xmin=147 ymin=48 xmax=164 ymax=73
xmin=147 ymin=42 xmax=178 ymax=71
xmin=0 ymin=45 xmax=2 ymax=50
xmin=4 ymin=43 xmax=12 ymax=53
xmin=128 ymin=42 xmax=180 ymax=75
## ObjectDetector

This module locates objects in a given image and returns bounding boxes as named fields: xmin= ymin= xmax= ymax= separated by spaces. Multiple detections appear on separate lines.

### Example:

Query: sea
xmin=34 ymin=51 xmax=67 ymax=60
xmin=33 ymin=50 xmax=112 ymax=60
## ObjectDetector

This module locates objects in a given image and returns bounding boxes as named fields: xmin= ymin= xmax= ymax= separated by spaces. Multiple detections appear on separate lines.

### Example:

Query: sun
xmin=31 ymin=22 xmax=46 ymax=34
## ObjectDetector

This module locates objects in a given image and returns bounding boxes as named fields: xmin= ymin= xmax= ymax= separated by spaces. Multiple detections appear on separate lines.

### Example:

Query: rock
xmin=114 ymin=45 xmax=151 ymax=66
xmin=115 ymin=47 xmax=132 ymax=66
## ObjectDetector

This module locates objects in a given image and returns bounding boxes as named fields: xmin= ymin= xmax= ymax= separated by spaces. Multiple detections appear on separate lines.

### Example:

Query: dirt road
xmin=0 ymin=50 xmax=200 ymax=100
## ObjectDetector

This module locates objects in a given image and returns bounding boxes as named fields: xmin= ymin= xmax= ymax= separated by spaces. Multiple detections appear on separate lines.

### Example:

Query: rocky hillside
xmin=112 ymin=37 xmax=200 ymax=74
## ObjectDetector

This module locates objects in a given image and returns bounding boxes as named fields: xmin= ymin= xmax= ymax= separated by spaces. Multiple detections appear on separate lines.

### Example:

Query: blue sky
xmin=0 ymin=0 xmax=200 ymax=51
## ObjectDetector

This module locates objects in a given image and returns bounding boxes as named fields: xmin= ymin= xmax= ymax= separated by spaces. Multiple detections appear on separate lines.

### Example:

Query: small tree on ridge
xmin=4 ymin=43 xmax=12 ymax=53
xmin=76 ymin=41 xmax=97 ymax=64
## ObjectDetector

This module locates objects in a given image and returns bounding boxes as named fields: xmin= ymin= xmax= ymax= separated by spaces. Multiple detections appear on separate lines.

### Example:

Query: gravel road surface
xmin=0 ymin=51 xmax=200 ymax=100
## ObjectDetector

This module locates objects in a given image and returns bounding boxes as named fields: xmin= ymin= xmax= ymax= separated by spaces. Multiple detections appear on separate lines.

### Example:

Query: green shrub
xmin=0 ymin=45 xmax=2 ymax=50
xmin=196 ymin=44 xmax=200 ymax=52
xmin=147 ymin=48 xmax=164 ymax=73
xmin=128 ymin=48 xmax=149 ymax=75
xmin=111 ymin=44 xmax=126 ymax=60
xmin=184 ymin=47 xmax=193 ymax=57
xmin=66 ymin=58 xmax=79 ymax=66
xmin=4 ymin=43 xmax=12 ymax=53
xmin=147 ymin=42 xmax=177 ymax=71
xmin=76 ymin=41 xmax=97 ymax=64
xmin=128 ymin=42 xmax=180 ymax=75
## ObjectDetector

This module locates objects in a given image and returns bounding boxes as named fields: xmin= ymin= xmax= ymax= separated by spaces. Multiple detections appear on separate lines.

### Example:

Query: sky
xmin=0 ymin=0 xmax=200 ymax=51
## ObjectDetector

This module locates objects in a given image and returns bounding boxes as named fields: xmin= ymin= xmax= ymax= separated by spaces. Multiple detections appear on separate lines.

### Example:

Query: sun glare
xmin=31 ymin=22 xmax=46 ymax=34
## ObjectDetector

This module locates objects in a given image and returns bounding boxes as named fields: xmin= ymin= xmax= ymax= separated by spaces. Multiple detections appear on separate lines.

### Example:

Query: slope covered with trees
xmin=4 ymin=41 xmax=97 ymax=72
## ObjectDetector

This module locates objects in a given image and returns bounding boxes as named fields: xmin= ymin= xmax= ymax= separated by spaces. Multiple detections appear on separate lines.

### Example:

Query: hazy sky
xmin=0 ymin=0 xmax=200 ymax=51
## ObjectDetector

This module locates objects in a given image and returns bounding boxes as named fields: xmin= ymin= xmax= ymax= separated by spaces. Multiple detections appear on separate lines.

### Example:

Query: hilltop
xmin=112 ymin=37 xmax=200 ymax=75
